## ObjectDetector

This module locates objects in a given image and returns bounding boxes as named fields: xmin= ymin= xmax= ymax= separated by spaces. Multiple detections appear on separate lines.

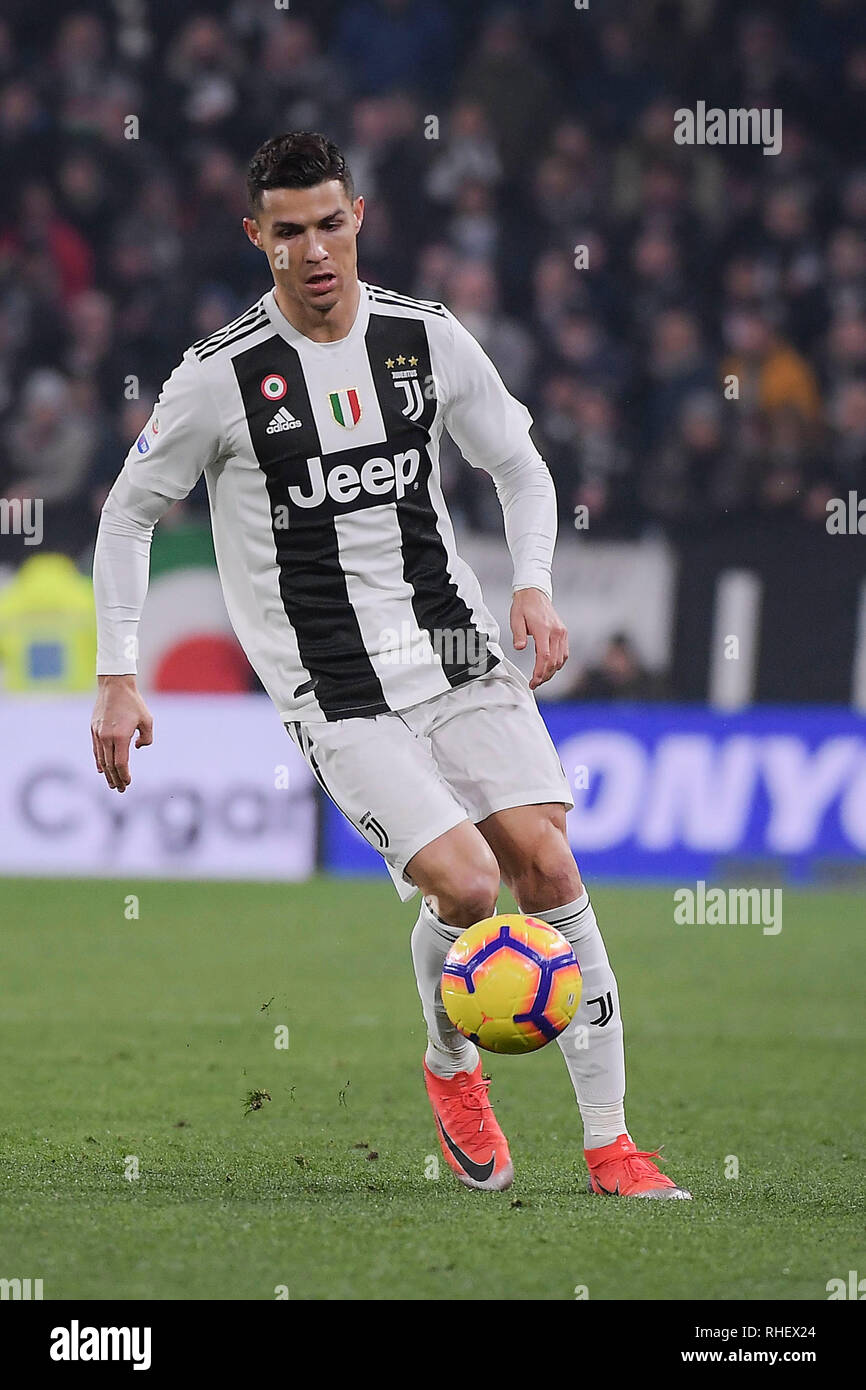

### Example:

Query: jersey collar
xmin=263 ymin=282 xmax=370 ymax=349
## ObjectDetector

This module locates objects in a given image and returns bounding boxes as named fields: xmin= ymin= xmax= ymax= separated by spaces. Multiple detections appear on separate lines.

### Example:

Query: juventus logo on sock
xmin=587 ymin=992 xmax=615 ymax=1027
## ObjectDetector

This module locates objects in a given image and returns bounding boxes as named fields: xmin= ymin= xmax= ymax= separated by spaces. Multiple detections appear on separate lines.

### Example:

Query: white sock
xmin=410 ymin=898 xmax=480 ymax=1080
xmin=533 ymin=892 xmax=628 ymax=1150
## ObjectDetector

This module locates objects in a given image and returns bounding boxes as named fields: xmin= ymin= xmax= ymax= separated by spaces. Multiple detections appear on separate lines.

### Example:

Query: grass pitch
xmin=0 ymin=876 xmax=863 ymax=1301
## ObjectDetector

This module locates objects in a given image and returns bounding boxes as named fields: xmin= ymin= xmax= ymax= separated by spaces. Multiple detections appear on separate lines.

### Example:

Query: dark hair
xmin=246 ymin=132 xmax=354 ymax=212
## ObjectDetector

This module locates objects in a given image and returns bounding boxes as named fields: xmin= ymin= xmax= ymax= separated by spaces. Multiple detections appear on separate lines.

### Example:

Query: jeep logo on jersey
xmin=261 ymin=374 xmax=287 ymax=400
xmin=288 ymin=450 xmax=420 ymax=508
xmin=328 ymin=388 xmax=362 ymax=428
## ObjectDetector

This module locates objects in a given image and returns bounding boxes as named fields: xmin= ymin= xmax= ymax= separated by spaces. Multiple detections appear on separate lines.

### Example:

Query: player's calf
xmin=408 ymin=825 xmax=500 ymax=1095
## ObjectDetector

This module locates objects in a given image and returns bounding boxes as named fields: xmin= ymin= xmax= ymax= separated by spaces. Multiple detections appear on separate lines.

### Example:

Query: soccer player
xmin=91 ymin=132 xmax=690 ymax=1199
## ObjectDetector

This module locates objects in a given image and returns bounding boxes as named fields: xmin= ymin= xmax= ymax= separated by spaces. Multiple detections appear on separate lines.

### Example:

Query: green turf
xmin=0 ymin=876 xmax=862 ymax=1301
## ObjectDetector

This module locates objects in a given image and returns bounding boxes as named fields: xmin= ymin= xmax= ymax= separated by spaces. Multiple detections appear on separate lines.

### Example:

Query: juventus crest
xmin=384 ymin=354 xmax=426 ymax=422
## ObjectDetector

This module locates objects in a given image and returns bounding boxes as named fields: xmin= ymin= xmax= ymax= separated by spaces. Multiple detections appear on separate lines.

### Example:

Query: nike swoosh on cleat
xmin=437 ymin=1117 xmax=496 ymax=1183
xmin=592 ymin=1177 xmax=620 ymax=1196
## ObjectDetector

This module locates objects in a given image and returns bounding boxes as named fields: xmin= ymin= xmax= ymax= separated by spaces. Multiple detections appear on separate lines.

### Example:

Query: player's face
xmin=243 ymin=181 xmax=364 ymax=315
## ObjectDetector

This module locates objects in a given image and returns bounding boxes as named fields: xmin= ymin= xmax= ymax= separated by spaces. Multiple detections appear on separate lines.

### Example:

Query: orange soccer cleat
xmin=585 ymin=1133 xmax=692 ymax=1199
xmin=423 ymin=1059 xmax=514 ymax=1191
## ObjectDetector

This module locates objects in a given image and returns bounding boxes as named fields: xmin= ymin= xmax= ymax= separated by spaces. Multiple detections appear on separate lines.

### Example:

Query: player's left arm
xmin=439 ymin=312 xmax=567 ymax=690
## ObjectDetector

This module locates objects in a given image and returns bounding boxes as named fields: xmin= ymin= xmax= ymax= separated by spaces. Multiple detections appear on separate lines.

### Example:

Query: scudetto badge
xmin=328 ymin=387 xmax=362 ymax=428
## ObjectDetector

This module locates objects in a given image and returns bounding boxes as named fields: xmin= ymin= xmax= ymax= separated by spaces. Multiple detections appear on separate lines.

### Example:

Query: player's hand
xmin=510 ymin=588 xmax=568 ymax=690
xmin=91 ymin=675 xmax=154 ymax=792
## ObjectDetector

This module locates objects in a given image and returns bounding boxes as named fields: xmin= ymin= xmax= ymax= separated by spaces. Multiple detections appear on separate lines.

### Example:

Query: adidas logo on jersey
xmin=266 ymin=406 xmax=302 ymax=434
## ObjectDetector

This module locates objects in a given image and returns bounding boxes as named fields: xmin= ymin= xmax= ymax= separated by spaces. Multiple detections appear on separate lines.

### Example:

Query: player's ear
xmin=352 ymin=196 xmax=364 ymax=234
xmin=243 ymin=216 xmax=264 ymax=250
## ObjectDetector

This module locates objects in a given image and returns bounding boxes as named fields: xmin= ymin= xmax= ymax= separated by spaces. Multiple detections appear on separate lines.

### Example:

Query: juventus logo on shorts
xmin=359 ymin=810 xmax=389 ymax=849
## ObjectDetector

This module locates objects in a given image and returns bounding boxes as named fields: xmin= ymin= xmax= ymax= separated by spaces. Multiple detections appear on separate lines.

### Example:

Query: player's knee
xmin=511 ymin=820 xmax=581 ymax=912
xmin=463 ymin=870 xmax=501 ymax=925
xmin=429 ymin=853 xmax=500 ymax=929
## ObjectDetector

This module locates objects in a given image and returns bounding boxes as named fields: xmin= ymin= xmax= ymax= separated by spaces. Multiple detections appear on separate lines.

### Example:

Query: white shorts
xmin=285 ymin=658 xmax=574 ymax=900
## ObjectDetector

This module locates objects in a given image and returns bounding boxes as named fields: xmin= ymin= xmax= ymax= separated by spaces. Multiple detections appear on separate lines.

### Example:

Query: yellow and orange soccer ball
xmin=440 ymin=914 xmax=582 ymax=1054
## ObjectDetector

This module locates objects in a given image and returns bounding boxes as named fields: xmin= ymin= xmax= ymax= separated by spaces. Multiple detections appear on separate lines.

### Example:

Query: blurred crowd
xmin=1 ymin=0 xmax=866 ymax=559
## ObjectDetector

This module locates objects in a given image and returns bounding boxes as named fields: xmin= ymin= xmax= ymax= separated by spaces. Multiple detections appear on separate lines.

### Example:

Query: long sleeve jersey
xmin=94 ymin=282 xmax=557 ymax=722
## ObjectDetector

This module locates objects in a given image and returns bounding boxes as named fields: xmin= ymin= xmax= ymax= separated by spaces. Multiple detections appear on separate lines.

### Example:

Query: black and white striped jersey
xmin=99 ymin=282 xmax=553 ymax=722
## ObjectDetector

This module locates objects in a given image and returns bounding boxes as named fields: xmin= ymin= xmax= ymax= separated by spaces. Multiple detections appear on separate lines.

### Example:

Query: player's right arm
xmin=91 ymin=350 xmax=223 ymax=792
